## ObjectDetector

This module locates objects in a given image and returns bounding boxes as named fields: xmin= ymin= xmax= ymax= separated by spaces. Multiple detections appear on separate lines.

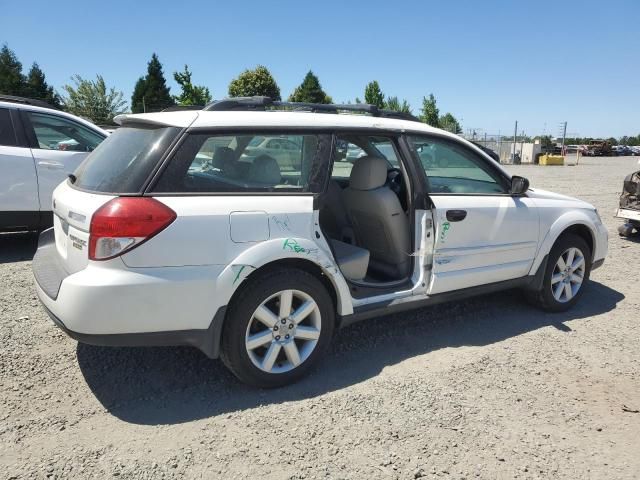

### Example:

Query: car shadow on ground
xmin=0 ymin=232 xmax=38 ymax=264
xmin=77 ymin=281 xmax=623 ymax=425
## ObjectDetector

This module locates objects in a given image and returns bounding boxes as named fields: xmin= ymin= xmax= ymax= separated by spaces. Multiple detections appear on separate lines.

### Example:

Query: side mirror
xmin=510 ymin=175 xmax=529 ymax=195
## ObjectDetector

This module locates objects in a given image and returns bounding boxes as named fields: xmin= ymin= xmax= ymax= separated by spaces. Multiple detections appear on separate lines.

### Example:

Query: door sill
xmin=340 ymin=276 xmax=532 ymax=328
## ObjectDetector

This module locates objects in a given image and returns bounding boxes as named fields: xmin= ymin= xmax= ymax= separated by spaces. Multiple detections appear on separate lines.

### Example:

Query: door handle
xmin=38 ymin=161 xmax=65 ymax=170
xmin=446 ymin=209 xmax=467 ymax=222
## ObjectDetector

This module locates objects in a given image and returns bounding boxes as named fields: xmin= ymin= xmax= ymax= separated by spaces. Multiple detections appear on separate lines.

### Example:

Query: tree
xmin=173 ymin=65 xmax=211 ymax=106
xmin=534 ymin=135 xmax=554 ymax=147
xmin=288 ymin=70 xmax=331 ymax=104
xmin=62 ymin=75 xmax=127 ymax=125
xmin=228 ymin=65 xmax=281 ymax=100
xmin=438 ymin=112 xmax=462 ymax=134
xmin=24 ymin=62 xmax=61 ymax=108
xmin=419 ymin=94 xmax=439 ymax=127
xmin=385 ymin=96 xmax=412 ymax=114
xmin=0 ymin=44 xmax=25 ymax=96
xmin=131 ymin=53 xmax=174 ymax=113
xmin=364 ymin=81 xmax=385 ymax=108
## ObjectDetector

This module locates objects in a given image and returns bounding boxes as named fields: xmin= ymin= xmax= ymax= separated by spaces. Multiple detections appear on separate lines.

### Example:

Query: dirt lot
xmin=1 ymin=156 xmax=639 ymax=479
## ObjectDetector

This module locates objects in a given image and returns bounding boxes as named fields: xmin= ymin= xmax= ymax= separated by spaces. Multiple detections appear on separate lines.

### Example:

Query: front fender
xmin=214 ymin=236 xmax=353 ymax=316
xmin=529 ymin=210 xmax=597 ymax=274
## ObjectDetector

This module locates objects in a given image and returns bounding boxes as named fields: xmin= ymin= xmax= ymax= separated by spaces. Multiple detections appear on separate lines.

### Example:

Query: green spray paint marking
xmin=283 ymin=238 xmax=308 ymax=253
xmin=440 ymin=221 xmax=451 ymax=242
xmin=283 ymin=238 xmax=318 ymax=256
xmin=232 ymin=265 xmax=246 ymax=284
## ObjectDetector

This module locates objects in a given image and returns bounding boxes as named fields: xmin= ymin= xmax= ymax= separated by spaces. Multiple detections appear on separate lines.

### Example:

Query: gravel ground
xmin=1 ymin=156 xmax=639 ymax=480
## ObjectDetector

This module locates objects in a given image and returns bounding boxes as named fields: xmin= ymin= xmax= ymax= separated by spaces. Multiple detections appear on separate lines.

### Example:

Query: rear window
xmin=72 ymin=125 xmax=180 ymax=193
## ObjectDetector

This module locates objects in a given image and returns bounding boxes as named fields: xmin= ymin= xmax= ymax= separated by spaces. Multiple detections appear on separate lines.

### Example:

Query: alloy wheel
xmin=245 ymin=289 xmax=322 ymax=374
xmin=551 ymin=247 xmax=585 ymax=303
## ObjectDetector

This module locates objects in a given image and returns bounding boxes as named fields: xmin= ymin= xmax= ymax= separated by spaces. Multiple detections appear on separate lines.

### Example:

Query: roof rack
xmin=161 ymin=105 xmax=204 ymax=112
xmin=202 ymin=96 xmax=421 ymax=122
xmin=0 ymin=94 xmax=58 ymax=110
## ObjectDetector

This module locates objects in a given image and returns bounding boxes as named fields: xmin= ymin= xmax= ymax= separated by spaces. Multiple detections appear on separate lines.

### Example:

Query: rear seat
xmin=329 ymin=239 xmax=369 ymax=281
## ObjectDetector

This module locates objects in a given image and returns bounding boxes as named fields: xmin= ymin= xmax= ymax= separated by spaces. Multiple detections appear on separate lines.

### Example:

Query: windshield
xmin=73 ymin=125 xmax=180 ymax=193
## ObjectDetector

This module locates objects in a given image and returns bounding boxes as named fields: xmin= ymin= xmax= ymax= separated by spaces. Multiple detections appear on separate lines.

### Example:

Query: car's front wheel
xmin=221 ymin=268 xmax=335 ymax=388
xmin=527 ymin=233 xmax=591 ymax=312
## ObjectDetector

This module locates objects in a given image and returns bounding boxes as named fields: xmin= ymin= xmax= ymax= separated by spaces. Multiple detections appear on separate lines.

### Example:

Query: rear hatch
xmin=45 ymin=122 xmax=184 ymax=276
xmin=51 ymin=183 xmax=114 ymax=273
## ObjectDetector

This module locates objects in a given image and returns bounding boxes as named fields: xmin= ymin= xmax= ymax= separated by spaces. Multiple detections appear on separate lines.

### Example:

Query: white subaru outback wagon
xmin=33 ymin=97 xmax=608 ymax=387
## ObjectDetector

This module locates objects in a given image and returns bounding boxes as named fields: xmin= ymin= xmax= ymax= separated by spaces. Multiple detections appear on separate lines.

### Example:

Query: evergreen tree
xmin=131 ymin=77 xmax=146 ymax=112
xmin=419 ymin=94 xmax=439 ymax=127
xmin=364 ymin=81 xmax=385 ymax=108
xmin=0 ymin=44 xmax=25 ymax=96
xmin=438 ymin=112 xmax=462 ymax=133
xmin=131 ymin=53 xmax=174 ymax=113
xmin=288 ymin=70 xmax=331 ymax=104
xmin=25 ymin=62 xmax=61 ymax=107
xmin=173 ymin=65 xmax=211 ymax=106
xmin=228 ymin=65 xmax=281 ymax=100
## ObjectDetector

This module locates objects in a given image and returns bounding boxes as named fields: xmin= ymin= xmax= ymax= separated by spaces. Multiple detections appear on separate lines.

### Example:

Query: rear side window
xmin=152 ymin=133 xmax=332 ymax=193
xmin=0 ymin=108 xmax=17 ymax=146
xmin=73 ymin=125 xmax=180 ymax=193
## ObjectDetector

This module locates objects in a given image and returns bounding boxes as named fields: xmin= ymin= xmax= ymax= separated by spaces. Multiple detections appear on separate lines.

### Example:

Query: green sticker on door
xmin=440 ymin=221 xmax=451 ymax=243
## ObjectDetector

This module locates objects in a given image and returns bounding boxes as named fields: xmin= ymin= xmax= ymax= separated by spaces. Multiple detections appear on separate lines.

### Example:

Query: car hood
xmin=527 ymin=188 xmax=594 ymax=208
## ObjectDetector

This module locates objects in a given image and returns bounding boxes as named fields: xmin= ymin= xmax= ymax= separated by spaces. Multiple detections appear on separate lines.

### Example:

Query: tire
xmin=618 ymin=223 xmax=636 ymax=237
xmin=220 ymin=268 xmax=335 ymax=388
xmin=526 ymin=233 xmax=592 ymax=312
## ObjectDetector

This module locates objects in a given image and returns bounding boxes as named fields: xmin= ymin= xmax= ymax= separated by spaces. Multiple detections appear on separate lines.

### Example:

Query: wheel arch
xmin=242 ymin=257 xmax=340 ymax=314
xmin=215 ymin=237 xmax=353 ymax=318
xmin=530 ymin=212 xmax=597 ymax=275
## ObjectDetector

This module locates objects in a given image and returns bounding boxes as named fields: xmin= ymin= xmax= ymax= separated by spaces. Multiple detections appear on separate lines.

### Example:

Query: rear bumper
xmin=32 ymin=227 xmax=68 ymax=300
xmin=32 ymin=230 xmax=228 ymax=358
xmin=38 ymin=300 xmax=224 ymax=358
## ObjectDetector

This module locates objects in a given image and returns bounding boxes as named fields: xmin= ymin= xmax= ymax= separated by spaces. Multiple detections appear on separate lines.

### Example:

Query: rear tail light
xmin=89 ymin=197 xmax=176 ymax=260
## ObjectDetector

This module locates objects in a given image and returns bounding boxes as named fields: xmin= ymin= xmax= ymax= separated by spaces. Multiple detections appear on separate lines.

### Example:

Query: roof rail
xmin=0 ymin=94 xmax=58 ymax=110
xmin=161 ymin=105 xmax=204 ymax=112
xmin=202 ymin=96 xmax=421 ymax=122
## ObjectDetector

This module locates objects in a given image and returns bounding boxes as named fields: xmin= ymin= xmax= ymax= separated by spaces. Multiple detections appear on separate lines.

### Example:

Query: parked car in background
xmin=0 ymin=95 xmax=108 ymax=232
xmin=240 ymin=135 xmax=302 ymax=171
xmin=616 ymin=159 xmax=640 ymax=236
xmin=32 ymin=97 xmax=608 ymax=387
xmin=616 ymin=145 xmax=633 ymax=156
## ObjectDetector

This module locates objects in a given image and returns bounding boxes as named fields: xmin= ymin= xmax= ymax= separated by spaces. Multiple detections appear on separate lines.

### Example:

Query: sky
xmin=2 ymin=0 xmax=639 ymax=138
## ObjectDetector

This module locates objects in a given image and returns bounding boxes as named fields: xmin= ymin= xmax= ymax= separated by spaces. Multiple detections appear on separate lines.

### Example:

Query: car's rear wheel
xmin=526 ymin=233 xmax=591 ymax=312
xmin=221 ymin=268 xmax=334 ymax=388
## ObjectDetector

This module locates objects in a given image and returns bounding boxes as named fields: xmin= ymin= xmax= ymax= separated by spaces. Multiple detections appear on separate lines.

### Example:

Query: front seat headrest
xmin=349 ymin=156 xmax=388 ymax=191
xmin=249 ymin=155 xmax=281 ymax=185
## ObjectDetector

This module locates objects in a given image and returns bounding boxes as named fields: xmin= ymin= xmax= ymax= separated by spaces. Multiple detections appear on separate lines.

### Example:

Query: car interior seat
xmin=248 ymin=155 xmax=281 ymax=185
xmin=341 ymin=156 xmax=411 ymax=280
